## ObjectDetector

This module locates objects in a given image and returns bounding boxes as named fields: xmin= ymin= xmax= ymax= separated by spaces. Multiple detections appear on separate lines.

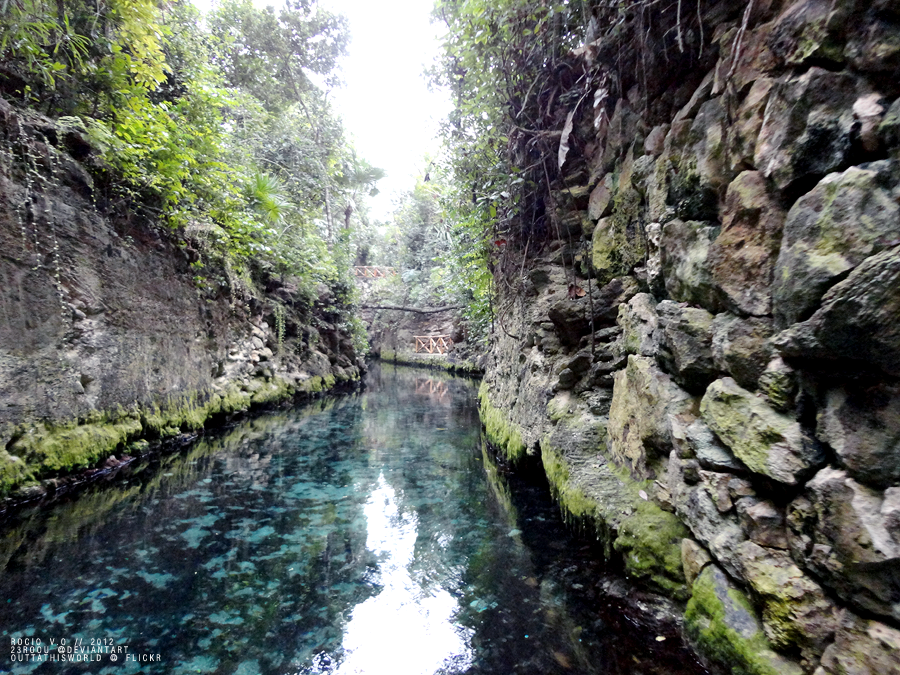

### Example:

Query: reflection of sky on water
xmin=334 ymin=474 xmax=474 ymax=675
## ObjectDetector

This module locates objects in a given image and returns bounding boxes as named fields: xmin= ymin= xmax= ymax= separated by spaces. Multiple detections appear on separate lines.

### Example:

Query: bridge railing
xmin=414 ymin=335 xmax=453 ymax=354
xmin=353 ymin=266 xmax=397 ymax=278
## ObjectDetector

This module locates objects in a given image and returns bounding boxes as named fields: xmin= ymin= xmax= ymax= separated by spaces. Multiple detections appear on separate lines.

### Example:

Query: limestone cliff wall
xmin=0 ymin=98 xmax=362 ymax=501
xmin=479 ymin=1 xmax=900 ymax=673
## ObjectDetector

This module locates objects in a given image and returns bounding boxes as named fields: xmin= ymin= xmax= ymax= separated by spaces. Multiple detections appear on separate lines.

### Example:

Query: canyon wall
xmin=479 ymin=1 xmax=900 ymax=673
xmin=0 ymin=98 xmax=362 ymax=502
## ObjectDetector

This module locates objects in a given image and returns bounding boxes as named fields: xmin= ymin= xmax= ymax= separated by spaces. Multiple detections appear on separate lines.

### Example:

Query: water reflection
xmin=0 ymin=364 xmax=707 ymax=675
xmin=332 ymin=475 xmax=473 ymax=675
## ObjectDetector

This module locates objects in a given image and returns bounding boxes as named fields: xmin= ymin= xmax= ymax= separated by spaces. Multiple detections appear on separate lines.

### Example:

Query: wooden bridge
xmin=414 ymin=335 xmax=453 ymax=354
xmin=353 ymin=266 xmax=397 ymax=278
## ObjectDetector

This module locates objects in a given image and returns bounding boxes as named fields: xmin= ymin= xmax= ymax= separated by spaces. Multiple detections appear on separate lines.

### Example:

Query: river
xmin=1 ymin=363 xmax=707 ymax=675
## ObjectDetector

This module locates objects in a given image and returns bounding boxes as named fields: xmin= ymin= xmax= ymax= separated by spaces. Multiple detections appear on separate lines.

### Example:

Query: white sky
xmin=325 ymin=0 xmax=451 ymax=221
xmin=194 ymin=0 xmax=450 ymax=221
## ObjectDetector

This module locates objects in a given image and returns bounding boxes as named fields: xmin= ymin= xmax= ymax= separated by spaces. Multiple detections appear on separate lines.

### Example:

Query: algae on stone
xmin=700 ymin=377 xmax=823 ymax=485
xmin=478 ymin=381 xmax=527 ymax=463
xmin=685 ymin=565 xmax=803 ymax=675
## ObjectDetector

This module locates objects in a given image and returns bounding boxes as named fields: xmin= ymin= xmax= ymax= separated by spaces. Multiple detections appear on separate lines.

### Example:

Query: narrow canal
xmin=2 ymin=364 xmax=708 ymax=675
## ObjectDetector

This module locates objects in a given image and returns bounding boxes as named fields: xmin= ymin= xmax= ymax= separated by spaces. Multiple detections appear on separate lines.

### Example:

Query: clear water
xmin=1 ymin=364 xmax=707 ymax=675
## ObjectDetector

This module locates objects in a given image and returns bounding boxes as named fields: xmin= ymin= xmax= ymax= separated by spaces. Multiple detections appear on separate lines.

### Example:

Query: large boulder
xmin=754 ymin=68 xmax=858 ymax=193
xmin=608 ymin=355 xmax=695 ymax=479
xmin=660 ymin=219 xmax=722 ymax=311
xmin=773 ymin=246 xmax=900 ymax=377
xmin=772 ymin=162 xmax=900 ymax=327
xmin=685 ymin=565 xmax=804 ymax=675
xmin=708 ymin=171 xmax=785 ymax=317
xmin=656 ymin=301 xmax=716 ymax=393
xmin=700 ymin=378 xmax=824 ymax=485
xmin=788 ymin=468 xmax=900 ymax=621
xmin=738 ymin=541 xmax=837 ymax=660
xmin=711 ymin=314 xmax=774 ymax=390
xmin=818 ymin=382 xmax=900 ymax=489
xmin=816 ymin=610 xmax=900 ymax=675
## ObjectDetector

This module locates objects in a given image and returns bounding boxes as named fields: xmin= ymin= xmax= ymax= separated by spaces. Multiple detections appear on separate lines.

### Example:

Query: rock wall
xmin=0 ymin=98 xmax=362 ymax=501
xmin=479 ymin=1 xmax=900 ymax=673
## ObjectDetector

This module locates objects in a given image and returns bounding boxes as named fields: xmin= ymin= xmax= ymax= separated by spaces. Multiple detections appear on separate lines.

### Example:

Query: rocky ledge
xmin=0 ymin=98 xmax=363 ymax=504
xmin=479 ymin=0 xmax=900 ymax=673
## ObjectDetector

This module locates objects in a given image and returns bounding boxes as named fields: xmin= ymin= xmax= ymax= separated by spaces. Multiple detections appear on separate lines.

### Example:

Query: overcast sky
xmin=324 ymin=0 xmax=451 ymax=220
xmin=194 ymin=0 xmax=450 ymax=221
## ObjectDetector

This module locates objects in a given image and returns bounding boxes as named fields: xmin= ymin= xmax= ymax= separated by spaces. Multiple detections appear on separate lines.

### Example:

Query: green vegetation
xmin=0 ymin=0 xmax=379 ymax=333
xmin=429 ymin=0 xmax=596 ymax=342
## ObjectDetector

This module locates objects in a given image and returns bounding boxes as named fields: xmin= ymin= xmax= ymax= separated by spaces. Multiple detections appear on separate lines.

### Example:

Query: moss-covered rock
xmin=591 ymin=186 xmax=646 ymax=283
xmin=608 ymin=355 xmax=695 ymax=480
xmin=541 ymin=409 xmax=688 ymax=598
xmin=660 ymin=219 xmax=722 ymax=312
xmin=615 ymin=498 xmax=690 ymax=597
xmin=10 ymin=416 xmax=143 ymax=477
xmin=737 ymin=541 xmax=836 ymax=659
xmin=700 ymin=377 xmax=823 ymax=485
xmin=0 ymin=369 xmax=344 ymax=499
xmin=772 ymin=162 xmax=900 ymax=327
xmin=685 ymin=565 xmax=804 ymax=675
xmin=478 ymin=381 xmax=527 ymax=463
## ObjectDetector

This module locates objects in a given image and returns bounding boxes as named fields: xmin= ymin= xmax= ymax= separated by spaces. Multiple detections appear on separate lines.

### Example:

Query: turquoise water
xmin=1 ymin=364 xmax=706 ymax=675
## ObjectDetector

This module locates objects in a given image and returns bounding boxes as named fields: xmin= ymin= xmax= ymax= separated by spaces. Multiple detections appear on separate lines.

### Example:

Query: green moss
xmin=0 ymin=450 xmax=33 ymax=495
xmin=541 ymin=435 xmax=687 ymax=597
xmin=250 ymin=377 xmax=295 ymax=405
xmin=0 ymin=368 xmax=350 ymax=498
xmin=592 ymin=185 xmax=645 ymax=283
xmin=297 ymin=374 xmax=336 ymax=394
xmin=685 ymin=567 xmax=801 ymax=675
xmin=478 ymin=381 xmax=527 ymax=463
xmin=10 ymin=416 xmax=143 ymax=476
xmin=615 ymin=498 xmax=689 ymax=598
xmin=540 ymin=443 xmax=600 ymax=520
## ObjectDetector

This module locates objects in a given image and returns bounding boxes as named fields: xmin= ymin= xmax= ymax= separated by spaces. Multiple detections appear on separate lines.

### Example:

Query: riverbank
xmin=473 ymin=1 xmax=900 ymax=673
xmin=0 ymin=99 xmax=365 ymax=503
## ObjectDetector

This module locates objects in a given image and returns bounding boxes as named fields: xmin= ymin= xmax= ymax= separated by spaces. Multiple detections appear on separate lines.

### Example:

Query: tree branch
xmin=360 ymin=304 xmax=460 ymax=314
